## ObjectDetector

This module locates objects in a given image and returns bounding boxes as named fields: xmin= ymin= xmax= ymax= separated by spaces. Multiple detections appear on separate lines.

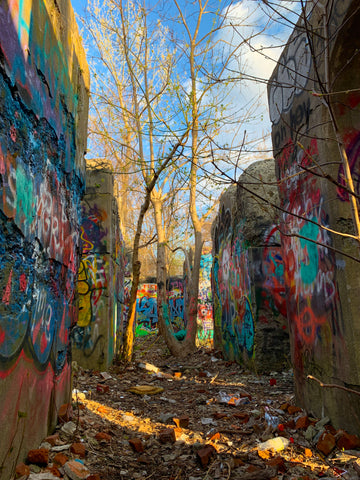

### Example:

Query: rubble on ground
xmin=12 ymin=336 xmax=360 ymax=479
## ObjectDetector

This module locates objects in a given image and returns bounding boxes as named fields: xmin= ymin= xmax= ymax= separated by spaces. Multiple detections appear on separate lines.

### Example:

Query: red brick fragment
xmin=213 ymin=412 xmax=227 ymax=419
xmin=233 ymin=457 xmax=245 ymax=467
xmin=70 ymin=442 xmax=86 ymax=458
xmin=198 ymin=371 xmax=207 ymax=378
xmin=58 ymin=403 xmax=72 ymax=423
xmin=317 ymin=432 xmax=336 ymax=456
xmin=336 ymin=430 xmax=360 ymax=450
xmin=87 ymin=475 xmax=101 ymax=480
xmin=295 ymin=415 xmax=310 ymax=430
xmin=15 ymin=463 xmax=30 ymax=478
xmin=158 ymin=428 xmax=176 ymax=444
xmin=247 ymin=464 xmax=261 ymax=473
xmin=95 ymin=432 xmax=112 ymax=442
xmin=268 ymin=456 xmax=287 ymax=473
xmin=53 ymin=453 xmax=68 ymax=466
xmin=197 ymin=445 xmax=216 ymax=467
xmin=45 ymin=433 xmax=60 ymax=446
xmin=233 ymin=413 xmax=249 ymax=423
xmin=173 ymin=415 xmax=189 ymax=428
xmin=96 ymin=384 xmax=110 ymax=394
xmin=283 ymin=419 xmax=295 ymax=429
xmin=325 ymin=424 xmax=337 ymax=435
xmin=27 ymin=448 xmax=49 ymax=466
xmin=129 ymin=438 xmax=145 ymax=453
xmin=287 ymin=405 xmax=302 ymax=415
xmin=46 ymin=465 xmax=62 ymax=477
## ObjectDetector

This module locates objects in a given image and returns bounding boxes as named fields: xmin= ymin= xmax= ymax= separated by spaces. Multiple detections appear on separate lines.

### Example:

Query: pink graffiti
xmin=19 ymin=273 xmax=27 ymax=292
xmin=2 ymin=269 xmax=13 ymax=305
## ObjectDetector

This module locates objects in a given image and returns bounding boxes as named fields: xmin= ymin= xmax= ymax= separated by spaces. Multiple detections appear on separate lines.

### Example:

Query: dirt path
xmin=20 ymin=336 xmax=360 ymax=479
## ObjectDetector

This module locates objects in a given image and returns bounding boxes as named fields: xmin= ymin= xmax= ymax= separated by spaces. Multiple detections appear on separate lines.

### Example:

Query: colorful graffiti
xmin=212 ymin=218 xmax=255 ymax=362
xmin=73 ymin=205 xmax=108 ymax=358
xmin=197 ymin=253 xmax=213 ymax=345
xmin=0 ymin=0 xmax=88 ymax=475
xmin=167 ymin=278 xmax=185 ymax=333
xmin=136 ymin=284 xmax=158 ymax=336
xmin=277 ymin=138 xmax=345 ymax=378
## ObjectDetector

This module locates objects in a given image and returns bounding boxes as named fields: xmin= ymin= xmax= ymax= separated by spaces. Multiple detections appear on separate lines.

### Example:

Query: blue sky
xmin=71 ymin=0 xmax=298 ymax=170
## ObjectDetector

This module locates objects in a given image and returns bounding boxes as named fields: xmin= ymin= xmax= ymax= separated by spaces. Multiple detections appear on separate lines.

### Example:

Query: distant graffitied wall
xmin=73 ymin=166 xmax=125 ymax=370
xmin=134 ymin=268 xmax=213 ymax=342
xmin=268 ymin=0 xmax=360 ymax=432
xmin=136 ymin=283 xmax=158 ymax=335
xmin=212 ymin=161 xmax=289 ymax=372
xmin=0 ymin=0 xmax=89 ymax=476
xmin=167 ymin=278 xmax=185 ymax=334
xmin=197 ymin=252 xmax=213 ymax=345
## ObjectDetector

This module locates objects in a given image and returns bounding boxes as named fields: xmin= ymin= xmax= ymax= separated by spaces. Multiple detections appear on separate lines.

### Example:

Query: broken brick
xmin=233 ymin=413 xmax=249 ymax=423
xmin=213 ymin=412 xmax=227 ymax=419
xmin=64 ymin=460 xmax=90 ymax=480
xmin=129 ymin=438 xmax=145 ymax=453
xmin=70 ymin=442 xmax=86 ymax=458
xmin=173 ymin=415 xmax=189 ymax=428
xmin=96 ymin=384 xmax=110 ymax=394
xmin=158 ymin=428 xmax=176 ymax=444
xmin=45 ymin=433 xmax=60 ymax=446
xmin=247 ymin=464 xmax=261 ymax=473
xmin=15 ymin=463 xmax=30 ymax=478
xmin=95 ymin=432 xmax=112 ymax=442
xmin=317 ymin=432 xmax=336 ymax=456
xmin=288 ymin=405 xmax=302 ymax=415
xmin=197 ymin=444 xmax=216 ymax=467
xmin=53 ymin=453 xmax=68 ymax=466
xmin=336 ymin=430 xmax=360 ymax=450
xmin=46 ymin=465 xmax=62 ymax=478
xmin=296 ymin=415 xmax=311 ymax=430
xmin=233 ymin=457 xmax=245 ymax=467
xmin=27 ymin=448 xmax=49 ymax=466
xmin=87 ymin=475 xmax=101 ymax=480
xmin=198 ymin=371 xmax=207 ymax=378
xmin=283 ymin=419 xmax=296 ymax=429
xmin=268 ymin=456 xmax=287 ymax=473
xmin=58 ymin=403 xmax=72 ymax=423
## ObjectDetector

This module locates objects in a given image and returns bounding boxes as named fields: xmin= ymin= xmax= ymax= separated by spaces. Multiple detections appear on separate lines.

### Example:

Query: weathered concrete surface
xmin=73 ymin=163 xmax=126 ymax=370
xmin=268 ymin=0 xmax=360 ymax=432
xmin=0 ymin=0 xmax=89 ymax=476
xmin=212 ymin=160 xmax=289 ymax=373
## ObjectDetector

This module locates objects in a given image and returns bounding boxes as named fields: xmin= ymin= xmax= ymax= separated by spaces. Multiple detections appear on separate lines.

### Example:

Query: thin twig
xmin=307 ymin=375 xmax=360 ymax=397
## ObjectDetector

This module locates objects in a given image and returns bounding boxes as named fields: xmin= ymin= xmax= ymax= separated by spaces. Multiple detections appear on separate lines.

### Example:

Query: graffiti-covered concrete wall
xmin=134 ymin=265 xmax=213 ymax=344
xmin=197 ymin=252 xmax=213 ymax=345
xmin=268 ymin=0 xmax=360 ymax=432
xmin=212 ymin=160 xmax=289 ymax=372
xmin=0 ymin=0 xmax=89 ymax=475
xmin=136 ymin=283 xmax=158 ymax=336
xmin=73 ymin=164 xmax=125 ymax=370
